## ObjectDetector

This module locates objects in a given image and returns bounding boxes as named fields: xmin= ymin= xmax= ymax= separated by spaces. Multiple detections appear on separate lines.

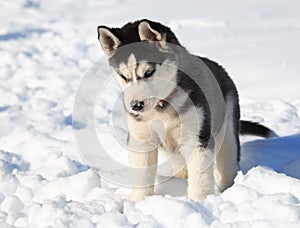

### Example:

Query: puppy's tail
xmin=240 ymin=120 xmax=278 ymax=138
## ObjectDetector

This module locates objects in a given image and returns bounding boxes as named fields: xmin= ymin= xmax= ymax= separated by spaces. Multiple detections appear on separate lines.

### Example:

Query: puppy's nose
xmin=130 ymin=100 xmax=144 ymax=112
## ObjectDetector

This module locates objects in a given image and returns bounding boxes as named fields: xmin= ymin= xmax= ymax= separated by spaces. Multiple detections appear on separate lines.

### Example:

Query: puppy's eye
xmin=119 ymin=73 xmax=128 ymax=82
xmin=144 ymin=69 xmax=155 ymax=78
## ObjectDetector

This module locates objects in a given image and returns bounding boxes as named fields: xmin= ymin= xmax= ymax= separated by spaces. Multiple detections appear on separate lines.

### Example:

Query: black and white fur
xmin=97 ymin=19 xmax=277 ymax=202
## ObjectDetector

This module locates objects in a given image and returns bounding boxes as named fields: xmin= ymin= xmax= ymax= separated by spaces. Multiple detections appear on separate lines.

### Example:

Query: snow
xmin=1 ymin=0 xmax=300 ymax=227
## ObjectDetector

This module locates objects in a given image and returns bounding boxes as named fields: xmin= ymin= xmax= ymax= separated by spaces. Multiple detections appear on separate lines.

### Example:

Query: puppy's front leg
xmin=187 ymin=147 xmax=214 ymax=201
xmin=128 ymin=146 xmax=158 ymax=202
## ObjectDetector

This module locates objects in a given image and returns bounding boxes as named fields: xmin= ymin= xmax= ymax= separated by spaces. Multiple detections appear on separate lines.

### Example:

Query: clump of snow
xmin=1 ymin=0 xmax=300 ymax=227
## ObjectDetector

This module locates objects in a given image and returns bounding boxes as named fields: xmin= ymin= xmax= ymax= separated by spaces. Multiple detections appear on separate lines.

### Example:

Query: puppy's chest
xmin=160 ymin=124 xmax=182 ymax=153
xmin=128 ymin=110 xmax=183 ymax=148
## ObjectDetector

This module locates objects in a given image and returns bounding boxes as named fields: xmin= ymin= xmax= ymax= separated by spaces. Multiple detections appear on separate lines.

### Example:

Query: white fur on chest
xmin=127 ymin=106 xmax=204 ymax=154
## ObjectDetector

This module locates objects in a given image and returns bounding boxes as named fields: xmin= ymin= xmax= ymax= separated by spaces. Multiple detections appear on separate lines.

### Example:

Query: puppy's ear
xmin=97 ymin=26 xmax=121 ymax=56
xmin=138 ymin=21 xmax=166 ymax=47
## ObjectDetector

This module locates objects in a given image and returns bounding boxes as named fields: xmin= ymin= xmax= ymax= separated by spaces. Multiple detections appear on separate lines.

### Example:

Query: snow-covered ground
xmin=1 ymin=0 xmax=300 ymax=227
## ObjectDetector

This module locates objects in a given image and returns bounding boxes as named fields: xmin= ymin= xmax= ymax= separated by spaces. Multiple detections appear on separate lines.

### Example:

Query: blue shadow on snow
xmin=240 ymin=134 xmax=300 ymax=179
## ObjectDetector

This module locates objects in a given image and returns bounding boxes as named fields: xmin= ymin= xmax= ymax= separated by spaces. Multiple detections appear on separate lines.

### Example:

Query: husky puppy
xmin=97 ymin=19 xmax=277 ymax=202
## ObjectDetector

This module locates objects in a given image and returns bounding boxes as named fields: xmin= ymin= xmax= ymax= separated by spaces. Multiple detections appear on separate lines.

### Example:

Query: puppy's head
xmin=97 ymin=20 xmax=180 ymax=115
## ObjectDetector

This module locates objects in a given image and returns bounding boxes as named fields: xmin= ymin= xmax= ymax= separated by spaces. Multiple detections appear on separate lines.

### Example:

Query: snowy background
xmin=1 ymin=0 xmax=300 ymax=227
